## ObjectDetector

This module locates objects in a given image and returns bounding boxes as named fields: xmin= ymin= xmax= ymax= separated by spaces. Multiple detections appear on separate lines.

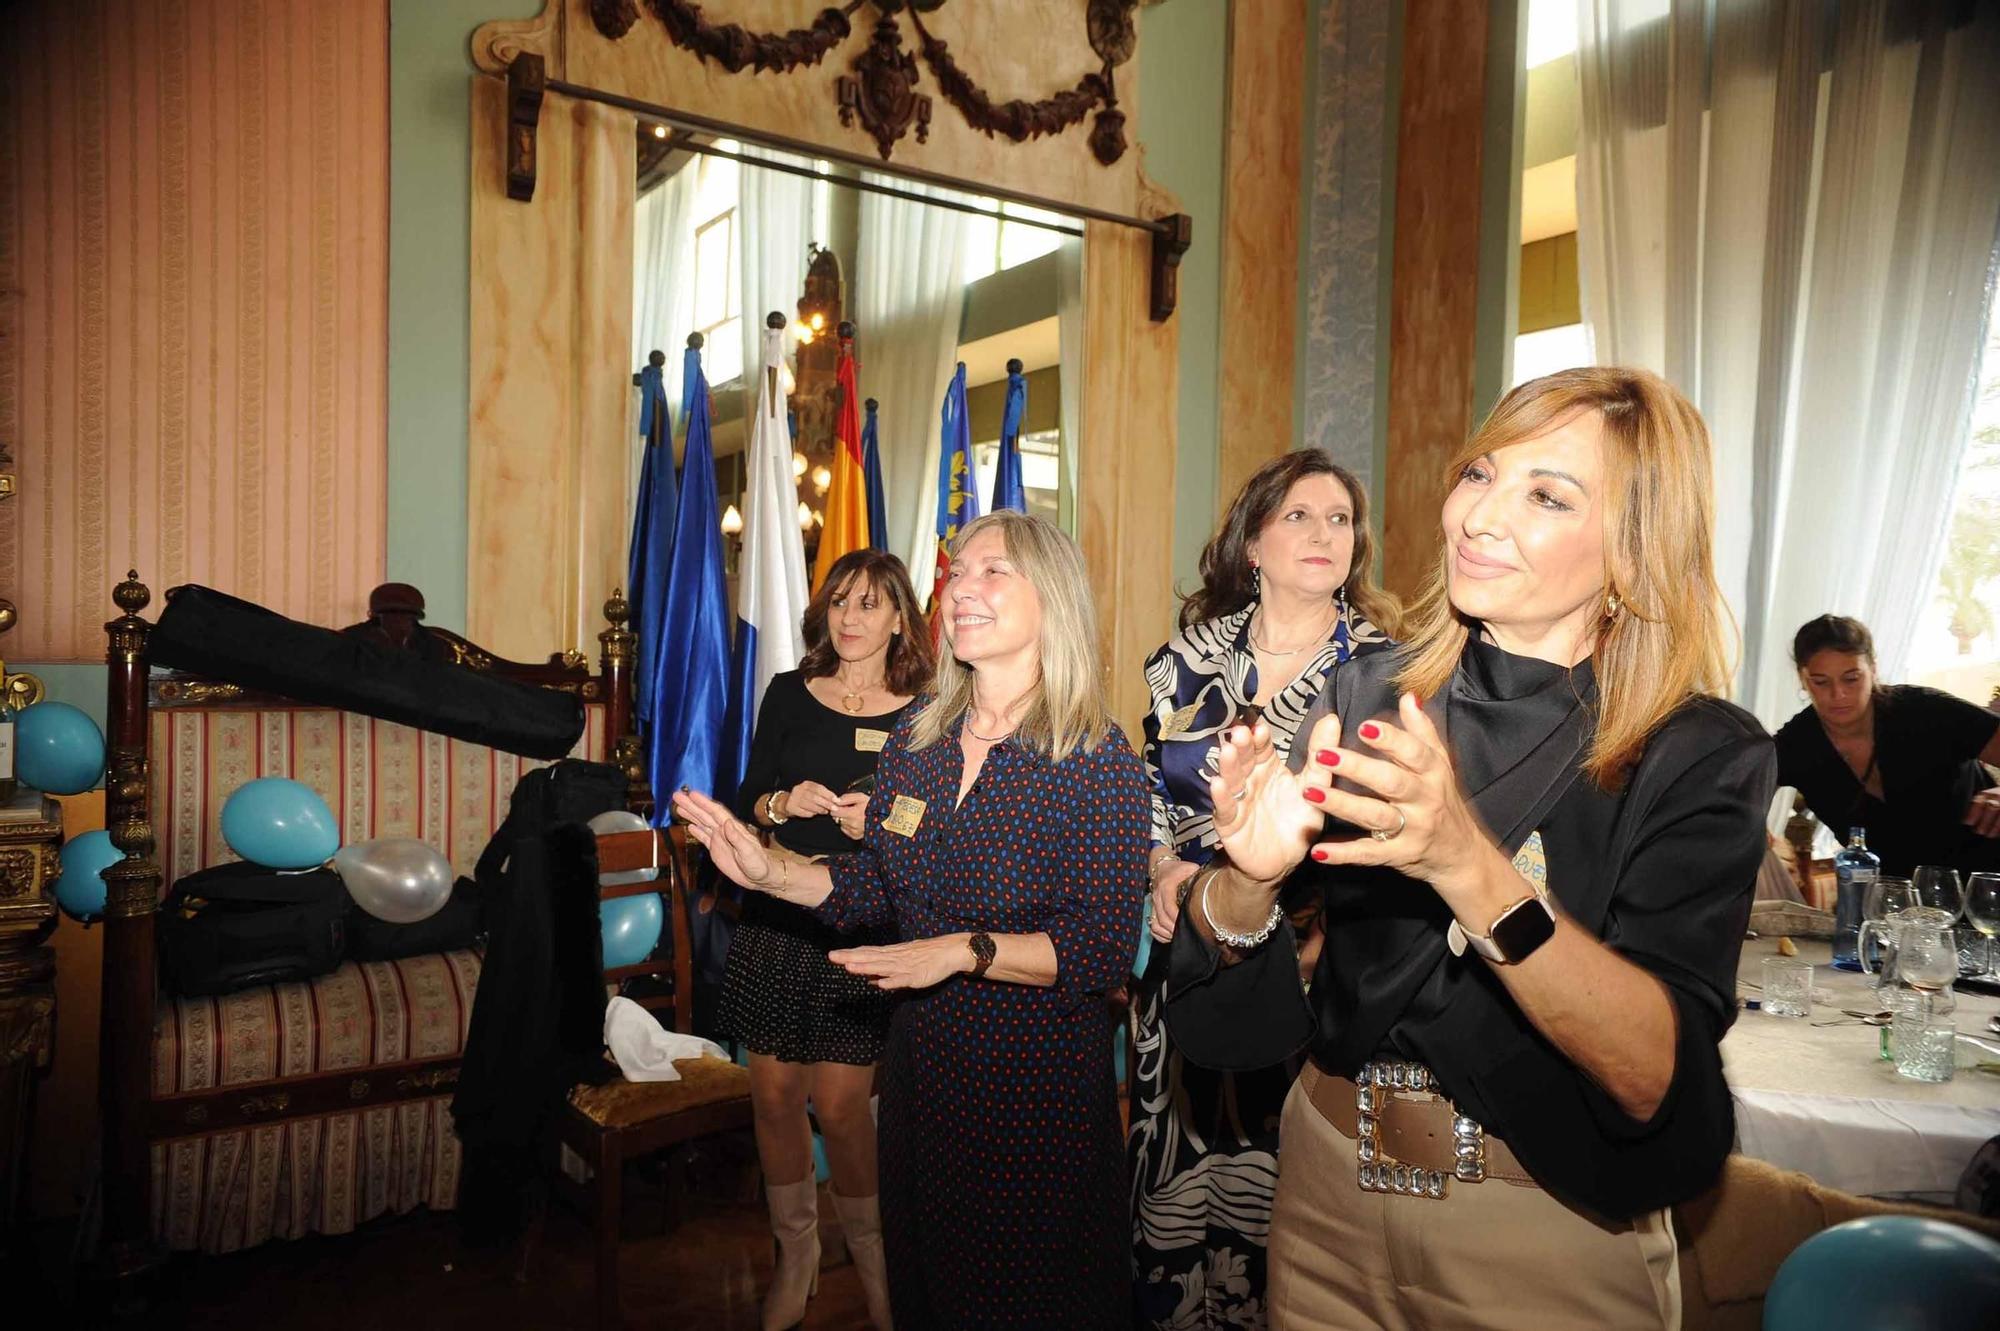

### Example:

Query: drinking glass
xmin=1889 ymin=988 xmax=1957 ymax=1083
xmin=1966 ymin=873 xmax=2000 ymax=982
xmin=1862 ymin=906 xmax=1959 ymax=1016
xmin=1913 ymin=865 xmax=1964 ymax=919
xmin=1759 ymin=956 xmax=1813 ymax=1018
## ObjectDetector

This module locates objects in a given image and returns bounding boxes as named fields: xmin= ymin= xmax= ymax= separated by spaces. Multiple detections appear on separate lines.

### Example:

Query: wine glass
xmin=1863 ymin=877 xmax=1914 ymax=989
xmin=1966 ymin=873 xmax=2000 ymax=982
xmin=1892 ymin=911 xmax=1962 ymax=1023
xmin=1913 ymin=865 xmax=1964 ymax=920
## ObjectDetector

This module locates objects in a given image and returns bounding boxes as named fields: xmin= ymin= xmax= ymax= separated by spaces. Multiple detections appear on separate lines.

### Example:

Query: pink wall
xmin=0 ymin=0 xmax=389 ymax=662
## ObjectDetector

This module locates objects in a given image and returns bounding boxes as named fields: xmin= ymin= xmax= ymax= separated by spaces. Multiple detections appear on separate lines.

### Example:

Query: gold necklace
xmin=1249 ymin=603 xmax=1340 ymax=657
xmin=836 ymin=668 xmax=882 ymax=714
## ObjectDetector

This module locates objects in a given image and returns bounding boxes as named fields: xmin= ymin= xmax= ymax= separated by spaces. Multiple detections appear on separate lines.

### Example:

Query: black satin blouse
xmin=1163 ymin=641 xmax=1776 ymax=1219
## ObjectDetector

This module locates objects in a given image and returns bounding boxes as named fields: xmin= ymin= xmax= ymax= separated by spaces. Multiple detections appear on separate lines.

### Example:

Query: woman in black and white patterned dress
xmin=1130 ymin=453 xmax=1396 ymax=1330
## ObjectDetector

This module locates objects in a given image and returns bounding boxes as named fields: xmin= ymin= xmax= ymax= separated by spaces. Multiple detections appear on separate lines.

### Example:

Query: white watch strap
xmin=1449 ymin=889 xmax=1553 ymax=963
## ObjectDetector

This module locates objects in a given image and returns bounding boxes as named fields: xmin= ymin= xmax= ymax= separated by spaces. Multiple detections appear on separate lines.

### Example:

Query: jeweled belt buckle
xmin=1353 ymin=1060 xmax=1485 ymax=1200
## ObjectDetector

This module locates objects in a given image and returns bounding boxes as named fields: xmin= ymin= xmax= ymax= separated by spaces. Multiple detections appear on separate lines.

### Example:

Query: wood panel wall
xmin=1216 ymin=0 xmax=1308 ymax=510
xmin=1382 ymin=0 xmax=1491 ymax=595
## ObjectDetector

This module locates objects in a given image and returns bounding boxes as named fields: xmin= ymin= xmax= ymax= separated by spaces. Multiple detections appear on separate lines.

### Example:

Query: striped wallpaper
xmin=0 ymin=0 xmax=389 ymax=662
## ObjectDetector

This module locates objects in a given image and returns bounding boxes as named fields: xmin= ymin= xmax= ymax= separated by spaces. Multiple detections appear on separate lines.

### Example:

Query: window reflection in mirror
xmin=630 ymin=129 xmax=1084 ymax=594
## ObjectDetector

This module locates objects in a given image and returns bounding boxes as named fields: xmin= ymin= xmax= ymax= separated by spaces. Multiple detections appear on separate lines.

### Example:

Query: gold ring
xmin=1370 ymin=807 xmax=1407 ymax=842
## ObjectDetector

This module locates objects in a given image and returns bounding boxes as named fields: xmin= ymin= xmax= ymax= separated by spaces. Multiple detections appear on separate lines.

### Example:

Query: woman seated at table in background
xmin=719 ymin=549 xmax=931 ymax=1331
xmin=1165 ymin=367 xmax=1775 ymax=1328
xmin=1777 ymin=613 xmax=2000 ymax=878
xmin=1131 ymin=450 xmax=1396 ymax=1329
xmin=678 ymin=511 xmax=1148 ymax=1330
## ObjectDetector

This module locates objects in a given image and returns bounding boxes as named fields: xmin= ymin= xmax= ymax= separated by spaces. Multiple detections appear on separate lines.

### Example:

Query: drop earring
xmin=1251 ymin=562 xmax=1262 ymax=601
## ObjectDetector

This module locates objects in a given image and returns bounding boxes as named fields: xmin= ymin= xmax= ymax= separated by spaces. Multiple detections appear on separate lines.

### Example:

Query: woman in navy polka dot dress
xmin=677 ymin=511 xmax=1147 ymax=1329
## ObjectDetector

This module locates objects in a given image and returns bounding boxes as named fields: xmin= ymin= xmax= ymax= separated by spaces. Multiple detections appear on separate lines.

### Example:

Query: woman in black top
xmin=1775 ymin=614 xmax=2000 ymax=877
xmin=719 ymin=549 xmax=932 ymax=1331
xmin=1165 ymin=367 xmax=1775 ymax=1328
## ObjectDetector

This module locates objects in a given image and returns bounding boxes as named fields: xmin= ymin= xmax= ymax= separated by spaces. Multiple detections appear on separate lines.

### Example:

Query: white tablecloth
xmin=1723 ymin=937 xmax=2000 ymax=1201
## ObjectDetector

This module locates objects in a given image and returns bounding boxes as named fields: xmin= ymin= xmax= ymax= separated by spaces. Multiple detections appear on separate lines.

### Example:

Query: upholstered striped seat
xmin=142 ymin=703 xmax=604 ymax=1253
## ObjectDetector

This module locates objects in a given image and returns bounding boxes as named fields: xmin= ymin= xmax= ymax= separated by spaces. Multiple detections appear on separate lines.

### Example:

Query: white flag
xmin=736 ymin=324 xmax=810 ymax=729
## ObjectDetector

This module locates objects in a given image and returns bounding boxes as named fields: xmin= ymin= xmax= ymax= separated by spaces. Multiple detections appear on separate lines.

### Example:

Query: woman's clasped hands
xmin=1207 ymin=692 xmax=1501 ymax=907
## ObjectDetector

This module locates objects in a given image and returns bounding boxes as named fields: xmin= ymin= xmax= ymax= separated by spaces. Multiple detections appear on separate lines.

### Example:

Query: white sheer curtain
xmin=1576 ymin=0 xmax=2000 ymax=728
xmin=632 ymin=163 xmax=699 ymax=479
xmin=640 ymin=160 xmax=704 ymax=419
xmin=737 ymin=148 xmax=813 ymax=409
xmin=1055 ymin=235 xmax=1087 ymax=527
xmin=855 ymin=181 xmax=970 ymax=597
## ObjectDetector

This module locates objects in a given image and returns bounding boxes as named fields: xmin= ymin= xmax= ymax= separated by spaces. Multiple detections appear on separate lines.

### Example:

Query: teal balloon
xmin=601 ymin=892 xmax=663 ymax=969
xmin=1765 ymin=1216 xmax=2000 ymax=1330
xmin=219 ymin=777 xmax=339 ymax=869
xmin=16 ymin=701 xmax=107 ymax=795
xmin=57 ymin=829 xmax=123 ymax=923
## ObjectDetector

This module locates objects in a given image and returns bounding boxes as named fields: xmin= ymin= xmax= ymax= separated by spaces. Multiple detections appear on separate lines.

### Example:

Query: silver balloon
xmin=588 ymin=809 xmax=660 ymax=887
xmin=333 ymin=837 xmax=454 ymax=924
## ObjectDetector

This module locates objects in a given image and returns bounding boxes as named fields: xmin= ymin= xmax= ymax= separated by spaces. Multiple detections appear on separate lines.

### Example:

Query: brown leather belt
xmin=1300 ymin=1059 xmax=1537 ymax=1197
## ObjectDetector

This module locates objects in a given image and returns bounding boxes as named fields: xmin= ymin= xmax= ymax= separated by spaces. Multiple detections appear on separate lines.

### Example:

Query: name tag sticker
xmin=883 ymin=795 xmax=926 ymax=838
xmin=854 ymin=728 xmax=889 ymax=754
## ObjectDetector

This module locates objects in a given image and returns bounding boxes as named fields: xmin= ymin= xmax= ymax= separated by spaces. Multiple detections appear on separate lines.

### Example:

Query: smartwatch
xmin=1449 ymin=893 xmax=1556 ymax=965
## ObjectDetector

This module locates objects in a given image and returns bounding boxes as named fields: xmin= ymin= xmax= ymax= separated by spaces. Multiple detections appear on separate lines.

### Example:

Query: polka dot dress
xmin=819 ymin=711 xmax=1148 ymax=1329
xmin=716 ymin=894 xmax=895 ymax=1065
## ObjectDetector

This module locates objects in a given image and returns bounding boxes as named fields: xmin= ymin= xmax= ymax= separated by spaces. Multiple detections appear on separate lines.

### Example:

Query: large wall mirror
xmin=630 ymin=128 xmax=1085 ymax=594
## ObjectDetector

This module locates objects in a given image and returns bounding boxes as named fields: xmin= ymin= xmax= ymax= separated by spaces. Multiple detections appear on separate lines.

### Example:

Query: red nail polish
xmin=1311 ymin=847 xmax=1330 ymax=862
xmin=1359 ymin=722 xmax=1381 ymax=741
xmin=1302 ymin=787 xmax=1326 ymax=805
xmin=1316 ymin=749 xmax=1339 ymax=767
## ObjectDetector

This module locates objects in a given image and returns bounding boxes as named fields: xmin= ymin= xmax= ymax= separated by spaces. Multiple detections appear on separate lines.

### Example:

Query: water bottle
xmin=1832 ymin=827 xmax=1877 ymax=971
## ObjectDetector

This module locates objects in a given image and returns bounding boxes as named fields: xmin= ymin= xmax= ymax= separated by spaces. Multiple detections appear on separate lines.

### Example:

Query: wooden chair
xmin=558 ymin=823 xmax=753 ymax=1331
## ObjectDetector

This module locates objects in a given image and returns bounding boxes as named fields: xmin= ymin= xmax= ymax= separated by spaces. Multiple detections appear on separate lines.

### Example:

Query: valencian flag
xmin=725 ymin=317 xmax=811 ymax=792
xmin=628 ymin=352 xmax=678 ymax=733
xmin=990 ymin=358 xmax=1028 ymax=512
xmin=641 ymin=335 xmax=736 ymax=809
xmin=862 ymin=396 xmax=890 ymax=551
xmin=929 ymin=362 xmax=979 ymax=630
xmin=811 ymin=326 xmax=869 ymax=590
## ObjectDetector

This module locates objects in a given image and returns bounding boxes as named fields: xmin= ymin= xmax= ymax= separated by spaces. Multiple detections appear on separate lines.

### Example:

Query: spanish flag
xmin=811 ymin=336 xmax=869 ymax=591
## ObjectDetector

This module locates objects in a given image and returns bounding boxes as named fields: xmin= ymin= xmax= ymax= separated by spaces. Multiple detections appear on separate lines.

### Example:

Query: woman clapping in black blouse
xmin=1167 ymin=368 xmax=1775 ymax=1328
xmin=718 ymin=549 xmax=931 ymax=1331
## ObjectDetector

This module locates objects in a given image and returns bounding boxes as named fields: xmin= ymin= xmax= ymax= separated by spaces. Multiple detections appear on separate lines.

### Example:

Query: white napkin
xmin=603 ymin=995 xmax=728 ymax=1082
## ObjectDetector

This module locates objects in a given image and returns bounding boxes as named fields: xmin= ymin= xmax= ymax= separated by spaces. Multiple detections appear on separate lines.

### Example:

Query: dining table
xmin=1723 ymin=936 xmax=2000 ymax=1204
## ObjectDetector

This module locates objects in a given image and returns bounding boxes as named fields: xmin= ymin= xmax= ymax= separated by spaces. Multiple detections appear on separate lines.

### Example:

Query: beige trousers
xmin=1268 ymin=1066 xmax=1681 ymax=1331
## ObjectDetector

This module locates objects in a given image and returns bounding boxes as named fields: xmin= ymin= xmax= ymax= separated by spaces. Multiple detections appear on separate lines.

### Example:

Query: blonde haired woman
xmin=676 ymin=510 xmax=1147 ymax=1329
xmin=1165 ymin=367 xmax=1776 ymax=1328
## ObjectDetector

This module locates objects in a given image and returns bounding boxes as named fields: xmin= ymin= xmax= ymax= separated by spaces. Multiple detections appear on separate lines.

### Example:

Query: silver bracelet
xmin=1199 ymin=869 xmax=1284 ymax=949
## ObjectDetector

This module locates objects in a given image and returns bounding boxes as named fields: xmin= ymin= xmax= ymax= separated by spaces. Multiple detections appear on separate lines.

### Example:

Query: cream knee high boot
xmin=830 ymin=1191 xmax=892 ymax=1331
xmin=761 ymin=1176 xmax=821 ymax=1331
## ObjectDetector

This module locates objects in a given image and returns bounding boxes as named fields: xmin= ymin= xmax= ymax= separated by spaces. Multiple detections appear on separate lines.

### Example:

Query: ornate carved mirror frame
xmin=464 ymin=0 xmax=1183 ymax=731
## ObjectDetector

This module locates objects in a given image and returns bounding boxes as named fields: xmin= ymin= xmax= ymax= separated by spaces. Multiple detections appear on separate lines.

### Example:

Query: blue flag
xmin=628 ymin=360 xmax=678 ymax=726
xmin=642 ymin=344 xmax=737 ymax=813
xmin=862 ymin=397 xmax=890 ymax=551
xmin=991 ymin=363 xmax=1028 ymax=513
xmin=928 ymin=364 xmax=979 ymax=625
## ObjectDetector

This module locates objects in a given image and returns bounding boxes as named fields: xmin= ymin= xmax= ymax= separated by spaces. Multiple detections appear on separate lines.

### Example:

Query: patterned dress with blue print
xmin=1129 ymin=603 xmax=1392 ymax=1331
